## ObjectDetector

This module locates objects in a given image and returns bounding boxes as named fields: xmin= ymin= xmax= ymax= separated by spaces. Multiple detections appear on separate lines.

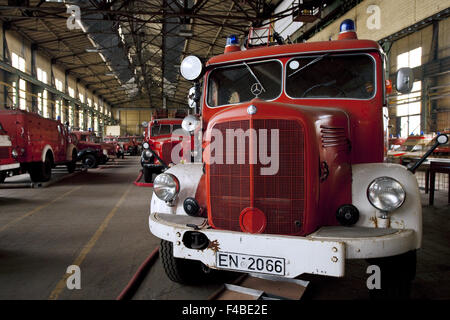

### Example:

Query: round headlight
xmin=180 ymin=55 xmax=203 ymax=81
xmin=182 ymin=115 xmax=200 ymax=134
xmin=144 ymin=150 xmax=152 ymax=159
xmin=367 ymin=177 xmax=406 ymax=212
xmin=143 ymin=142 xmax=150 ymax=149
xmin=11 ymin=148 xmax=18 ymax=158
xmin=154 ymin=173 xmax=180 ymax=202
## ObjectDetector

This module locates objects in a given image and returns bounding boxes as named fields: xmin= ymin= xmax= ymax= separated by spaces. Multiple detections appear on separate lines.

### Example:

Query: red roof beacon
xmin=337 ymin=19 xmax=358 ymax=40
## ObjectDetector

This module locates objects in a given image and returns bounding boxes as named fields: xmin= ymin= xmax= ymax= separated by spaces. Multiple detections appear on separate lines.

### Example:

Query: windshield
xmin=286 ymin=54 xmax=375 ymax=99
xmin=207 ymin=60 xmax=282 ymax=107
xmin=151 ymin=124 xmax=172 ymax=137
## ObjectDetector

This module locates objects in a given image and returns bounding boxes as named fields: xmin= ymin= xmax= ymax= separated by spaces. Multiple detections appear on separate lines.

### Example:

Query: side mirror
xmin=396 ymin=67 xmax=414 ymax=94
xmin=141 ymin=121 xmax=148 ymax=127
xmin=408 ymin=134 xmax=448 ymax=173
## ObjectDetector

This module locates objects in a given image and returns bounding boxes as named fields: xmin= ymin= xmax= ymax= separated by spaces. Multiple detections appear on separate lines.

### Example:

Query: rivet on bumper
xmin=332 ymin=256 xmax=338 ymax=263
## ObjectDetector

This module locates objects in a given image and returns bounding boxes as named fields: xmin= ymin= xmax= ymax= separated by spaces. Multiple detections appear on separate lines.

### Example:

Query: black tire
xmin=160 ymin=240 xmax=217 ymax=285
xmin=67 ymin=151 xmax=77 ymax=173
xmin=29 ymin=153 xmax=52 ymax=182
xmin=82 ymin=154 xmax=97 ymax=169
xmin=0 ymin=171 xmax=6 ymax=183
xmin=143 ymin=167 xmax=154 ymax=183
xmin=367 ymin=250 xmax=416 ymax=300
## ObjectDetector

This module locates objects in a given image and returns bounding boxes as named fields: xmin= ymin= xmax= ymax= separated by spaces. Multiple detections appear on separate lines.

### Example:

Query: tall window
xmin=68 ymin=87 xmax=75 ymax=127
xmin=396 ymin=47 xmax=422 ymax=137
xmin=94 ymin=116 xmax=98 ymax=132
xmin=78 ymin=109 xmax=84 ymax=130
xmin=11 ymin=53 xmax=26 ymax=110
xmin=55 ymin=78 xmax=64 ymax=123
xmin=37 ymin=68 xmax=48 ymax=117
xmin=68 ymin=86 xmax=75 ymax=98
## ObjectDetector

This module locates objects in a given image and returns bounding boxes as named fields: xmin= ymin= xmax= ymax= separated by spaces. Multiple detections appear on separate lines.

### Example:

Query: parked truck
xmin=0 ymin=122 xmax=20 ymax=182
xmin=140 ymin=118 xmax=183 ymax=182
xmin=148 ymin=20 xmax=449 ymax=299
xmin=0 ymin=109 xmax=77 ymax=182
xmin=71 ymin=131 xmax=114 ymax=168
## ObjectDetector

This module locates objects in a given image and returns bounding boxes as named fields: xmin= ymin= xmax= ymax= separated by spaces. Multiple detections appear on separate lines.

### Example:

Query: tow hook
xmin=182 ymin=231 xmax=209 ymax=250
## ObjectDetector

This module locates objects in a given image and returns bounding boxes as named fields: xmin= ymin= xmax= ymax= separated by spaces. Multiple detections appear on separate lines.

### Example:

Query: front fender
xmin=77 ymin=149 xmax=99 ymax=160
xmin=67 ymin=144 xmax=77 ymax=161
xmin=352 ymin=163 xmax=422 ymax=249
xmin=150 ymin=163 xmax=204 ymax=216
xmin=41 ymin=145 xmax=53 ymax=162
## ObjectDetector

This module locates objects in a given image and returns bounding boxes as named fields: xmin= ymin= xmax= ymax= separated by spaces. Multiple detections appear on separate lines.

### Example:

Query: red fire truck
xmin=140 ymin=118 xmax=183 ymax=182
xmin=0 ymin=109 xmax=78 ymax=182
xmin=71 ymin=131 xmax=113 ymax=168
xmin=0 ymin=123 xmax=20 ymax=182
xmin=148 ymin=20 xmax=448 ymax=298
xmin=104 ymin=136 xmax=125 ymax=159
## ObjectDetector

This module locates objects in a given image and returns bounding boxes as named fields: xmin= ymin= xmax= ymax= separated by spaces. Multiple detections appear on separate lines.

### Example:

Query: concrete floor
xmin=0 ymin=157 xmax=449 ymax=300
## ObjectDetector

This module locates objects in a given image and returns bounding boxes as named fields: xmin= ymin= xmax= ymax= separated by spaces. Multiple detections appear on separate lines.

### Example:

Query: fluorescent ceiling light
xmin=86 ymin=48 xmax=101 ymax=53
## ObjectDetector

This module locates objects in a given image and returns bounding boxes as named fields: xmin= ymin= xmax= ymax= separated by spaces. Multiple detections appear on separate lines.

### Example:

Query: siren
xmin=338 ymin=19 xmax=358 ymax=40
xmin=224 ymin=35 xmax=241 ymax=53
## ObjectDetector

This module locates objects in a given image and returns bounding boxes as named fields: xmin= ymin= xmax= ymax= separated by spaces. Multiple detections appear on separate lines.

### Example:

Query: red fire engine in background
xmin=0 ymin=109 xmax=77 ymax=182
xmin=0 ymin=121 xmax=20 ymax=182
xmin=148 ymin=20 xmax=449 ymax=299
xmin=140 ymin=118 xmax=183 ymax=182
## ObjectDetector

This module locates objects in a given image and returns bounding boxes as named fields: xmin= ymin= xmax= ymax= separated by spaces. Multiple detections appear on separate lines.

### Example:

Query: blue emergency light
xmin=226 ymin=35 xmax=239 ymax=46
xmin=340 ymin=19 xmax=355 ymax=33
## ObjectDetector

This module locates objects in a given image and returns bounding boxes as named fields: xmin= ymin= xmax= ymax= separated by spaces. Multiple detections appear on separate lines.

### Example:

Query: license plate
xmin=216 ymin=251 xmax=285 ymax=276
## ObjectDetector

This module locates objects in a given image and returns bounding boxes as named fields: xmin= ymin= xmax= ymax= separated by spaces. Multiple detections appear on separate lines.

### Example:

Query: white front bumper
xmin=0 ymin=163 xmax=20 ymax=171
xmin=149 ymin=212 xmax=417 ymax=278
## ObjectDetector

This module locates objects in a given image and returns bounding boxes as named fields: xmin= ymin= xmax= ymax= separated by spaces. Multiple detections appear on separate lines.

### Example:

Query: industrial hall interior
xmin=0 ymin=0 xmax=450 ymax=303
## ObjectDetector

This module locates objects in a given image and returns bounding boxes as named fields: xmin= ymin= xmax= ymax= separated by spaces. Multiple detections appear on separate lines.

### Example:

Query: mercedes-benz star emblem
xmin=247 ymin=105 xmax=257 ymax=115
xmin=250 ymin=83 xmax=263 ymax=97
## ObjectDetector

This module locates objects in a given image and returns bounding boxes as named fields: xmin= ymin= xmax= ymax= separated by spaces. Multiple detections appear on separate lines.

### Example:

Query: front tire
xmin=160 ymin=240 xmax=217 ymax=285
xmin=67 ymin=151 xmax=77 ymax=173
xmin=367 ymin=250 xmax=416 ymax=300
xmin=29 ymin=153 xmax=52 ymax=182
xmin=82 ymin=154 xmax=97 ymax=169
xmin=143 ymin=166 xmax=154 ymax=183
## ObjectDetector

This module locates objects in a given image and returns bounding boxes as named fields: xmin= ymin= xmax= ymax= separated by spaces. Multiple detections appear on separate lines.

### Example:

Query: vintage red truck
xmin=0 ymin=122 xmax=20 ymax=182
xmin=104 ymin=136 xmax=125 ymax=159
xmin=148 ymin=20 xmax=449 ymax=298
xmin=140 ymin=118 xmax=183 ymax=182
xmin=0 ymin=109 xmax=77 ymax=182
xmin=117 ymin=136 xmax=138 ymax=156
xmin=71 ymin=131 xmax=114 ymax=168
xmin=387 ymin=133 xmax=434 ymax=163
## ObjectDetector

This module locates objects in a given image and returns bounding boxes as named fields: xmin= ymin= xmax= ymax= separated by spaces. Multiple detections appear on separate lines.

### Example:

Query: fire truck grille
xmin=0 ymin=147 xmax=10 ymax=159
xmin=162 ymin=143 xmax=173 ymax=164
xmin=209 ymin=119 xmax=305 ymax=235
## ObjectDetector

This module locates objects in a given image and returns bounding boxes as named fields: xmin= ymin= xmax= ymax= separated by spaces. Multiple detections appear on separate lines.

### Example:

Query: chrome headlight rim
xmin=143 ymin=142 xmax=150 ymax=149
xmin=153 ymin=173 xmax=180 ymax=202
xmin=367 ymin=176 xmax=406 ymax=212
xmin=143 ymin=149 xmax=152 ymax=159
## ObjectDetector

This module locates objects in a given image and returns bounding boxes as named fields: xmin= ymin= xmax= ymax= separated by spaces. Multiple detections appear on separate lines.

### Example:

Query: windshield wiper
xmin=288 ymin=53 xmax=330 ymax=78
xmin=243 ymin=62 xmax=266 ymax=92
